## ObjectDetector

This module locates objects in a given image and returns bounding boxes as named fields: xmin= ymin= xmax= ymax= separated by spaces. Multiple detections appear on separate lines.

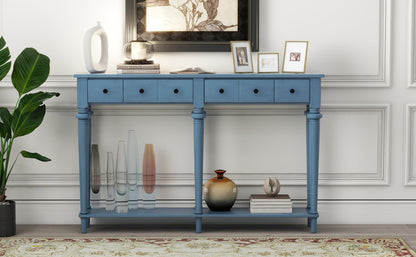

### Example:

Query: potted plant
xmin=0 ymin=36 xmax=59 ymax=236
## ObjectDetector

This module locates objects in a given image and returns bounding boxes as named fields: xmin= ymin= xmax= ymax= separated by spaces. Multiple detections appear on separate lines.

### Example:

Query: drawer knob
xmin=103 ymin=89 xmax=108 ymax=94
xmin=139 ymin=89 xmax=145 ymax=94
xmin=253 ymin=88 xmax=259 ymax=94
xmin=290 ymin=88 xmax=296 ymax=94
xmin=219 ymin=88 xmax=225 ymax=94
xmin=173 ymin=88 xmax=179 ymax=94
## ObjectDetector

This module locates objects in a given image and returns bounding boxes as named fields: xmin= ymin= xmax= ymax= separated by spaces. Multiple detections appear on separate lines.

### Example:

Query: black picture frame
xmin=125 ymin=0 xmax=259 ymax=52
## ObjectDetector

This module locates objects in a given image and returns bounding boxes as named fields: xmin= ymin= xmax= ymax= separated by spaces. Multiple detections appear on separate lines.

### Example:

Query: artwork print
xmin=145 ymin=0 xmax=238 ymax=32
xmin=129 ymin=0 xmax=259 ymax=51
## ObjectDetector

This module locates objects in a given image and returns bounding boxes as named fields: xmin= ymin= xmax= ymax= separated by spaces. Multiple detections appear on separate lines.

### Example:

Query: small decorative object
xmin=203 ymin=169 xmax=237 ymax=211
xmin=258 ymin=53 xmax=279 ymax=73
xmin=90 ymin=144 xmax=101 ymax=209
xmin=84 ymin=22 xmax=108 ymax=73
xmin=263 ymin=177 xmax=280 ymax=197
xmin=142 ymin=144 xmax=156 ymax=209
xmin=127 ymin=130 xmax=139 ymax=210
xmin=123 ymin=40 xmax=154 ymax=64
xmin=115 ymin=141 xmax=128 ymax=213
xmin=282 ymin=41 xmax=309 ymax=73
xmin=105 ymin=152 xmax=115 ymax=211
xmin=0 ymin=36 xmax=59 ymax=237
xmin=231 ymin=41 xmax=253 ymax=73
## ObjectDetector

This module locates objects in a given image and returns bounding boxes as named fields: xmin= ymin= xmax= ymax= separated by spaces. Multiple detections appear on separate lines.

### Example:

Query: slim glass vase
xmin=90 ymin=144 xmax=101 ymax=209
xmin=127 ymin=130 xmax=139 ymax=210
xmin=115 ymin=141 xmax=128 ymax=213
xmin=142 ymin=144 xmax=156 ymax=209
xmin=105 ymin=152 xmax=115 ymax=211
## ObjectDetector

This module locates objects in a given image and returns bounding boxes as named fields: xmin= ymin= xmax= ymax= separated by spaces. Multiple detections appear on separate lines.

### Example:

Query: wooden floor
xmin=14 ymin=224 xmax=416 ymax=250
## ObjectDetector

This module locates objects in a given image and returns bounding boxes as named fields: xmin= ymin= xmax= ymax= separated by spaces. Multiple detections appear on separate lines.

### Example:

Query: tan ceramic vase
xmin=203 ymin=169 xmax=237 ymax=211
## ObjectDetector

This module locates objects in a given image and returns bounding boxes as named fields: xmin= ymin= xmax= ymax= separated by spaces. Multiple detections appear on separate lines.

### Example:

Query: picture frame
xmin=282 ymin=41 xmax=309 ymax=73
xmin=231 ymin=41 xmax=253 ymax=73
xmin=125 ymin=0 xmax=259 ymax=52
xmin=258 ymin=53 xmax=279 ymax=73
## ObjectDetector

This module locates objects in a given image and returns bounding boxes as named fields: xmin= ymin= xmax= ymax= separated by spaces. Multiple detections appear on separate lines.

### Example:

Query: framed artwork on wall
xmin=125 ymin=0 xmax=259 ymax=52
xmin=258 ymin=53 xmax=279 ymax=73
xmin=282 ymin=41 xmax=309 ymax=73
xmin=231 ymin=41 xmax=253 ymax=73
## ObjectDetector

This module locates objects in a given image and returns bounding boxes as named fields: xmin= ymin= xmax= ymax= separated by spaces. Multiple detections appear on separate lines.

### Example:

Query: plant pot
xmin=0 ymin=200 xmax=16 ymax=237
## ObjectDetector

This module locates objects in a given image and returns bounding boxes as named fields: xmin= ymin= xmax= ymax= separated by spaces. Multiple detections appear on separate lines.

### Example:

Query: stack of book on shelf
xmin=117 ymin=63 xmax=160 ymax=74
xmin=249 ymin=194 xmax=292 ymax=213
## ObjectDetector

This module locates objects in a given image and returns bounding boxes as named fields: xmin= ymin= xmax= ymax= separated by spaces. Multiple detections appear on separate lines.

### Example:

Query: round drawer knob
xmin=173 ymin=88 xmax=179 ymax=94
xmin=253 ymin=88 xmax=259 ymax=94
xmin=103 ymin=89 xmax=108 ymax=94
xmin=219 ymin=88 xmax=225 ymax=94
xmin=139 ymin=89 xmax=145 ymax=94
xmin=290 ymin=88 xmax=296 ymax=94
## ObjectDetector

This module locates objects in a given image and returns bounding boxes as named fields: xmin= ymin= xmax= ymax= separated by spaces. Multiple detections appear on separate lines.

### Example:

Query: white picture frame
xmin=258 ymin=53 xmax=279 ymax=73
xmin=282 ymin=41 xmax=309 ymax=73
xmin=231 ymin=41 xmax=253 ymax=73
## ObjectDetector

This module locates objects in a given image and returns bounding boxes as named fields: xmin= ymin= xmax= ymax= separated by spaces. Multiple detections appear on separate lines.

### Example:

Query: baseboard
xmin=14 ymin=200 xmax=416 ymax=225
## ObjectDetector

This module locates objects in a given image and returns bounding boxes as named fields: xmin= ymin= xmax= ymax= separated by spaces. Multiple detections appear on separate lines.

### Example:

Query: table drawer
xmin=239 ymin=80 xmax=274 ymax=103
xmin=159 ymin=80 xmax=193 ymax=103
xmin=275 ymin=79 xmax=309 ymax=103
xmin=88 ymin=79 xmax=123 ymax=103
xmin=205 ymin=79 xmax=239 ymax=103
xmin=124 ymin=80 xmax=158 ymax=102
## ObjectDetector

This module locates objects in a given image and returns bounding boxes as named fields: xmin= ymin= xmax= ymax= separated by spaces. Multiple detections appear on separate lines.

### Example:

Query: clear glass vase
xmin=105 ymin=152 xmax=115 ymax=211
xmin=115 ymin=141 xmax=128 ymax=213
xmin=127 ymin=130 xmax=139 ymax=210
xmin=142 ymin=144 xmax=156 ymax=209
xmin=90 ymin=144 xmax=101 ymax=209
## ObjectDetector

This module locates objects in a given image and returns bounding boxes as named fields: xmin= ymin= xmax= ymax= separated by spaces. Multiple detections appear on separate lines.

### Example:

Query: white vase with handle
xmin=84 ymin=22 xmax=108 ymax=73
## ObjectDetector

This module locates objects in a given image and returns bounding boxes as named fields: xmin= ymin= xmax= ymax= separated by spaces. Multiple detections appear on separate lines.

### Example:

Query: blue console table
xmin=75 ymin=73 xmax=324 ymax=234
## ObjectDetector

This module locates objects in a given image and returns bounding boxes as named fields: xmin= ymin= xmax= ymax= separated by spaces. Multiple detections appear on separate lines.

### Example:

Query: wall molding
xmin=409 ymin=0 xmax=416 ymax=87
xmin=323 ymin=0 xmax=391 ymax=88
xmin=319 ymin=104 xmax=390 ymax=185
xmin=404 ymin=104 xmax=416 ymax=185
xmin=7 ymin=104 xmax=390 ymax=186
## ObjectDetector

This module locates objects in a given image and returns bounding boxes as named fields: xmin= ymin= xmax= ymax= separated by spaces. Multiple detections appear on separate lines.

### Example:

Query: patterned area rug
xmin=0 ymin=237 xmax=414 ymax=256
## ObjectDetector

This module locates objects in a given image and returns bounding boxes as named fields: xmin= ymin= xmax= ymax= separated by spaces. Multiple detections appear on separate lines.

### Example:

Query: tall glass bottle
xmin=106 ymin=152 xmax=115 ymax=211
xmin=90 ymin=144 xmax=101 ymax=209
xmin=127 ymin=130 xmax=139 ymax=210
xmin=115 ymin=141 xmax=128 ymax=213
xmin=142 ymin=144 xmax=156 ymax=209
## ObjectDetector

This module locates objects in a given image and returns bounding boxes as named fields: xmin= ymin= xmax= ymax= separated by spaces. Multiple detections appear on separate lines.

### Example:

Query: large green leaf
xmin=0 ymin=107 xmax=12 ymax=139
xmin=0 ymin=37 xmax=11 ymax=81
xmin=18 ymin=91 xmax=59 ymax=114
xmin=11 ymin=104 xmax=45 ymax=138
xmin=11 ymin=48 xmax=50 ymax=96
xmin=21 ymin=151 xmax=51 ymax=162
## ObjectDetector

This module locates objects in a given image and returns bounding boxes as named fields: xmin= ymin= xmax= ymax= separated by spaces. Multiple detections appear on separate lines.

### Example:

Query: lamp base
xmin=125 ymin=60 xmax=154 ymax=65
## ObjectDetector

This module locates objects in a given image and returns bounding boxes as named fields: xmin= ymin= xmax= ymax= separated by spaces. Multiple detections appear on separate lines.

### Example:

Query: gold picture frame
xmin=258 ymin=53 xmax=279 ymax=73
xmin=231 ymin=41 xmax=253 ymax=73
xmin=282 ymin=41 xmax=309 ymax=73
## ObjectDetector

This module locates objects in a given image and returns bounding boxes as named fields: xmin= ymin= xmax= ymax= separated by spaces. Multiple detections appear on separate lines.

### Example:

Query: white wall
xmin=1 ymin=0 xmax=416 ymax=225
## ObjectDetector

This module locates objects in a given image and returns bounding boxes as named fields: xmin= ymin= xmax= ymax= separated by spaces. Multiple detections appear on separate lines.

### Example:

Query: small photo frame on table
xmin=231 ymin=41 xmax=253 ymax=73
xmin=258 ymin=53 xmax=279 ymax=73
xmin=282 ymin=41 xmax=309 ymax=73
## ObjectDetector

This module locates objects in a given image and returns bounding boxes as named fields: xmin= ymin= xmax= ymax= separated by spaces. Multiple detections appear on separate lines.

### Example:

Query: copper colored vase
xmin=203 ymin=169 xmax=237 ymax=211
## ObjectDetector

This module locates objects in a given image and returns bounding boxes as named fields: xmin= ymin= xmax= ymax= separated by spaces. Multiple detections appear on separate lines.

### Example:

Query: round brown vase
xmin=0 ymin=200 xmax=16 ymax=237
xmin=203 ymin=169 xmax=237 ymax=211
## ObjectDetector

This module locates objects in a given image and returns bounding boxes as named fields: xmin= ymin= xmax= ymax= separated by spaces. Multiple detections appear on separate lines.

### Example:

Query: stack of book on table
xmin=117 ymin=63 xmax=160 ymax=74
xmin=249 ymin=194 xmax=292 ymax=213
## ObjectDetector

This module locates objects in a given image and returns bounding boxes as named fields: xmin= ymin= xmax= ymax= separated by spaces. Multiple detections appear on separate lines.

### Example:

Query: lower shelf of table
xmin=80 ymin=207 xmax=318 ymax=219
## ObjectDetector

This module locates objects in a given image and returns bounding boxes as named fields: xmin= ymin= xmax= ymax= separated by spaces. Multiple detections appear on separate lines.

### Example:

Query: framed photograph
xmin=125 ymin=0 xmax=259 ymax=52
xmin=258 ymin=53 xmax=279 ymax=73
xmin=231 ymin=41 xmax=253 ymax=73
xmin=282 ymin=41 xmax=309 ymax=73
